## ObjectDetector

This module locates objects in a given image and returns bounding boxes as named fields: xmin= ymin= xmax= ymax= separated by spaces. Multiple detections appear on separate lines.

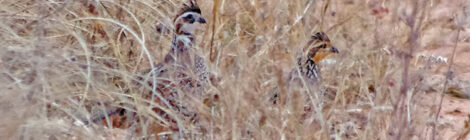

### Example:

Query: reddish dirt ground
xmin=418 ymin=42 xmax=470 ymax=139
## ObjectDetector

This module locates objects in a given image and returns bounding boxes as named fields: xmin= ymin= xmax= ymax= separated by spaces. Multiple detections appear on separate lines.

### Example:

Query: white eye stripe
xmin=177 ymin=12 xmax=201 ymax=20
xmin=182 ymin=12 xmax=200 ymax=16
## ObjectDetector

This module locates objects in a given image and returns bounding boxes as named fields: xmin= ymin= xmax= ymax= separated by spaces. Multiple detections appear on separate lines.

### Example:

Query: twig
xmin=390 ymin=0 xmax=426 ymax=139
xmin=432 ymin=27 xmax=461 ymax=140
xmin=320 ymin=0 xmax=330 ymax=31
xmin=209 ymin=0 xmax=219 ymax=62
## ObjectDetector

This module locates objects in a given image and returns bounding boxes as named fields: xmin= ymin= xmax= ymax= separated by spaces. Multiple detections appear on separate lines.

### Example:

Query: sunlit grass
xmin=0 ymin=0 xmax=467 ymax=139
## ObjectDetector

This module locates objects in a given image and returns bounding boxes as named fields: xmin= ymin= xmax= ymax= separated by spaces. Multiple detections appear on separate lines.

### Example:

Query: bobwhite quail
xmin=86 ymin=0 xmax=213 ymax=137
xmin=272 ymin=32 xmax=339 ymax=105
xmin=139 ymin=0 xmax=212 ymax=131
xmin=289 ymin=32 xmax=339 ymax=84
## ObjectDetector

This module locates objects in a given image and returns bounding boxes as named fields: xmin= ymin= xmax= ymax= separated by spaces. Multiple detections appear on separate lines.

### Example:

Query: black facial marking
xmin=185 ymin=14 xmax=193 ymax=21
xmin=318 ymin=44 xmax=326 ymax=48
xmin=174 ymin=3 xmax=202 ymax=22
xmin=184 ymin=14 xmax=193 ymax=20
xmin=184 ymin=7 xmax=201 ymax=14
xmin=182 ymin=32 xmax=192 ymax=36
xmin=182 ymin=14 xmax=196 ymax=23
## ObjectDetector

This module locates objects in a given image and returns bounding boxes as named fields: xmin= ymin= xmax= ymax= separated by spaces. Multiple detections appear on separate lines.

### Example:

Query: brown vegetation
xmin=1 ymin=0 xmax=469 ymax=139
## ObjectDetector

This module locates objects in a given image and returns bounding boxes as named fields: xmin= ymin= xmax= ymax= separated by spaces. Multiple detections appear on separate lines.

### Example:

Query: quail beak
xmin=331 ymin=46 xmax=339 ymax=53
xmin=199 ymin=17 xmax=206 ymax=24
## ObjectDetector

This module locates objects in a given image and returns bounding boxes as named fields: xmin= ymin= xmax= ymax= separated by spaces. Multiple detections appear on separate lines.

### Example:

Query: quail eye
xmin=184 ymin=14 xmax=193 ymax=20
xmin=319 ymin=44 xmax=327 ymax=48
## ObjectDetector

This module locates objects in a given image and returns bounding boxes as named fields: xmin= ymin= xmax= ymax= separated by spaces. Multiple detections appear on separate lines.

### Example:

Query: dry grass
xmin=0 ymin=0 xmax=469 ymax=139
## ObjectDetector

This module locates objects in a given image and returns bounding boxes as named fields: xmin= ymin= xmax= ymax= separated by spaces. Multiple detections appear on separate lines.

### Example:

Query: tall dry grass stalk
xmin=0 ymin=0 xmax=467 ymax=139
